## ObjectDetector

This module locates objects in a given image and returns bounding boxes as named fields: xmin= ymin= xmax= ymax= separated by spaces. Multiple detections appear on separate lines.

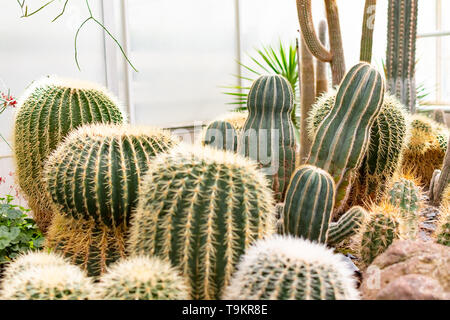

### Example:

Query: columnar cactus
xmin=201 ymin=120 xmax=237 ymax=152
xmin=327 ymin=206 xmax=366 ymax=246
xmin=283 ymin=165 xmax=335 ymax=243
xmin=388 ymin=177 xmax=420 ymax=238
xmin=307 ymin=62 xmax=385 ymax=212
xmin=386 ymin=0 xmax=418 ymax=113
xmin=43 ymin=124 xmax=177 ymax=229
xmin=434 ymin=205 xmax=450 ymax=246
xmin=223 ymin=235 xmax=360 ymax=300
xmin=356 ymin=202 xmax=402 ymax=265
xmin=13 ymin=76 xmax=125 ymax=233
xmin=401 ymin=115 xmax=449 ymax=186
xmin=45 ymin=213 xmax=127 ymax=277
xmin=1 ymin=264 xmax=94 ymax=300
xmin=92 ymin=256 xmax=189 ymax=300
xmin=128 ymin=145 xmax=276 ymax=300
xmin=275 ymin=203 xmax=285 ymax=234
xmin=308 ymin=90 xmax=408 ymax=208
xmin=238 ymin=74 xmax=297 ymax=202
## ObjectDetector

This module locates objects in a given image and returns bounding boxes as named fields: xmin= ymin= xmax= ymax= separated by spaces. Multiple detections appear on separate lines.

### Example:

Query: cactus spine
xmin=434 ymin=205 xmax=450 ymax=246
xmin=283 ymin=165 xmax=335 ymax=243
xmin=13 ymin=77 xmax=125 ymax=233
xmin=201 ymin=120 xmax=237 ymax=152
xmin=1 ymin=264 xmax=94 ymax=300
xmin=308 ymin=90 xmax=408 ymax=207
xmin=223 ymin=235 xmax=360 ymax=300
xmin=307 ymin=62 xmax=385 ymax=212
xmin=327 ymin=206 xmax=366 ymax=246
xmin=128 ymin=145 xmax=276 ymax=300
xmin=386 ymin=0 xmax=418 ymax=113
xmin=92 ymin=256 xmax=189 ymax=300
xmin=238 ymin=75 xmax=297 ymax=202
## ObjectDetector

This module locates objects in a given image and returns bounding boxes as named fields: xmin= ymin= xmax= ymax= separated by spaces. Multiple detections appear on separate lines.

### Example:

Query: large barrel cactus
xmin=13 ymin=77 xmax=125 ymax=233
xmin=43 ymin=124 xmax=178 ymax=276
xmin=223 ymin=235 xmax=360 ymax=300
xmin=128 ymin=145 xmax=276 ymax=300
xmin=238 ymin=75 xmax=297 ymax=202
xmin=306 ymin=62 xmax=385 ymax=213
xmin=308 ymin=90 xmax=408 ymax=208
xmin=283 ymin=165 xmax=335 ymax=243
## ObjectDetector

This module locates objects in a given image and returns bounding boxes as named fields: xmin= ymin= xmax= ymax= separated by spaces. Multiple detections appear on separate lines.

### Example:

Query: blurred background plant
xmin=0 ymin=89 xmax=17 ymax=150
xmin=222 ymin=41 xmax=300 ymax=128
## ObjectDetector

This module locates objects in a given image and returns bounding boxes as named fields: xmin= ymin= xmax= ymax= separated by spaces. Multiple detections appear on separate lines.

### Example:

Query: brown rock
xmin=376 ymin=275 xmax=447 ymax=300
xmin=361 ymin=240 xmax=450 ymax=300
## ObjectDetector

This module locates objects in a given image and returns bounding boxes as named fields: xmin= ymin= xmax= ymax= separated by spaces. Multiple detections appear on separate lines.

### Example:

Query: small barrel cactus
xmin=92 ymin=256 xmax=189 ymax=300
xmin=45 ymin=213 xmax=127 ymax=277
xmin=128 ymin=144 xmax=276 ymax=300
xmin=43 ymin=124 xmax=177 ymax=229
xmin=283 ymin=165 xmax=335 ymax=243
xmin=355 ymin=201 xmax=403 ymax=266
xmin=308 ymin=89 xmax=407 ymax=209
xmin=238 ymin=74 xmax=297 ymax=202
xmin=435 ymin=204 xmax=450 ymax=246
xmin=327 ymin=206 xmax=366 ymax=246
xmin=1 ymin=264 xmax=94 ymax=300
xmin=201 ymin=120 xmax=237 ymax=152
xmin=13 ymin=76 xmax=125 ymax=233
xmin=222 ymin=235 xmax=360 ymax=300
xmin=307 ymin=62 xmax=385 ymax=213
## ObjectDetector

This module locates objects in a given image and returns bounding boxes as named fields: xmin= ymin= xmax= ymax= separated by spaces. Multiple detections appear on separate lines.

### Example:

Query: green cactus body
xmin=43 ymin=124 xmax=177 ymax=228
xmin=435 ymin=206 xmax=450 ymax=246
xmin=308 ymin=90 xmax=407 ymax=209
xmin=93 ymin=256 xmax=189 ymax=300
xmin=0 ymin=264 xmax=94 ymax=300
xmin=238 ymin=75 xmax=297 ymax=202
xmin=275 ymin=203 xmax=285 ymax=234
xmin=327 ymin=206 xmax=366 ymax=246
xmin=13 ymin=77 xmax=125 ymax=233
xmin=223 ymin=235 xmax=360 ymax=300
xmin=201 ymin=120 xmax=237 ymax=152
xmin=388 ymin=178 xmax=420 ymax=239
xmin=307 ymin=63 xmax=385 ymax=212
xmin=386 ymin=0 xmax=418 ymax=113
xmin=358 ymin=204 xmax=401 ymax=265
xmin=128 ymin=145 xmax=276 ymax=300
xmin=283 ymin=165 xmax=335 ymax=243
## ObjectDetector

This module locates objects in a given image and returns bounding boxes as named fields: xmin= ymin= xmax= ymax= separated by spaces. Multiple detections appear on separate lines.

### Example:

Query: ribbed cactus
xmin=356 ymin=202 xmax=402 ymax=265
xmin=386 ymin=0 xmax=418 ymax=113
xmin=308 ymin=89 xmax=408 ymax=208
xmin=201 ymin=120 xmax=237 ymax=152
xmin=223 ymin=235 xmax=360 ymax=300
xmin=283 ymin=165 xmax=335 ymax=243
xmin=128 ymin=145 xmax=276 ymax=300
xmin=327 ymin=206 xmax=366 ymax=246
xmin=1 ymin=264 xmax=94 ymax=300
xmin=43 ymin=124 xmax=177 ymax=229
xmin=401 ymin=115 xmax=449 ymax=186
xmin=45 ymin=213 xmax=127 ymax=277
xmin=388 ymin=177 xmax=420 ymax=238
xmin=216 ymin=111 xmax=248 ymax=133
xmin=435 ymin=205 xmax=450 ymax=246
xmin=238 ymin=74 xmax=297 ymax=202
xmin=307 ymin=62 xmax=385 ymax=213
xmin=275 ymin=203 xmax=285 ymax=234
xmin=13 ymin=77 xmax=125 ymax=233
xmin=92 ymin=256 xmax=189 ymax=300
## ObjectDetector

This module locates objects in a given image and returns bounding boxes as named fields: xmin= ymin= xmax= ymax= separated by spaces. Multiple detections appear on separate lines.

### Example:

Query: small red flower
xmin=0 ymin=177 xmax=5 ymax=184
xmin=1 ymin=91 xmax=17 ymax=108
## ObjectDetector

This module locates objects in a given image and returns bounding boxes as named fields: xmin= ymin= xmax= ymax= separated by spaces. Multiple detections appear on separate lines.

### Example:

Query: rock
xmin=361 ymin=240 xmax=450 ymax=300
xmin=376 ymin=275 xmax=448 ymax=300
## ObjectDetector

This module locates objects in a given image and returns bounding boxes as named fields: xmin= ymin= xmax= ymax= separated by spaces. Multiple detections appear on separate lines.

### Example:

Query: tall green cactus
xmin=327 ymin=206 xmax=366 ymax=246
xmin=386 ymin=0 xmax=418 ymax=113
xmin=13 ymin=77 xmax=125 ymax=233
xmin=388 ymin=177 xmax=420 ymax=234
xmin=308 ymin=91 xmax=408 ymax=208
xmin=307 ymin=62 xmax=385 ymax=213
xmin=43 ymin=124 xmax=177 ymax=229
xmin=92 ymin=256 xmax=189 ymax=300
xmin=283 ymin=165 xmax=335 ymax=243
xmin=128 ymin=145 xmax=276 ymax=300
xmin=201 ymin=120 xmax=237 ymax=152
xmin=238 ymin=74 xmax=297 ymax=202
xmin=223 ymin=235 xmax=360 ymax=300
